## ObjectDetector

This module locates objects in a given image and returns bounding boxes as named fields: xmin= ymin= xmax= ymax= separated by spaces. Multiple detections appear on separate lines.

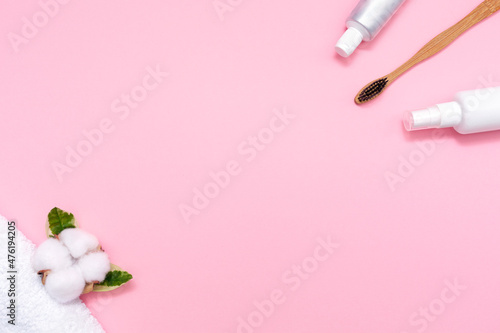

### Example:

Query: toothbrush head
xmin=355 ymin=77 xmax=389 ymax=104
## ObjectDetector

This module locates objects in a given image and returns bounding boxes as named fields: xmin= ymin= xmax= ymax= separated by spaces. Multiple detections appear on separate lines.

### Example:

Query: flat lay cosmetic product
xmin=404 ymin=87 xmax=500 ymax=134
xmin=355 ymin=0 xmax=500 ymax=104
xmin=336 ymin=0 xmax=407 ymax=57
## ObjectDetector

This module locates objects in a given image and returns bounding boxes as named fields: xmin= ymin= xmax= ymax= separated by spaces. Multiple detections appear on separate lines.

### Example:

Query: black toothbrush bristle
xmin=357 ymin=77 xmax=389 ymax=103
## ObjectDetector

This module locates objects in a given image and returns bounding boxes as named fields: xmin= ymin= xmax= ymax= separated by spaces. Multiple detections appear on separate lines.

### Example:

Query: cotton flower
xmin=32 ymin=238 xmax=73 ymax=272
xmin=78 ymin=252 xmax=111 ymax=283
xmin=32 ymin=228 xmax=110 ymax=303
xmin=44 ymin=266 xmax=86 ymax=303
xmin=59 ymin=228 xmax=99 ymax=258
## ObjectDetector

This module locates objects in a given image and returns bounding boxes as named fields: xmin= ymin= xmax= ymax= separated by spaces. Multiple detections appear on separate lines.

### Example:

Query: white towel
xmin=0 ymin=215 xmax=105 ymax=333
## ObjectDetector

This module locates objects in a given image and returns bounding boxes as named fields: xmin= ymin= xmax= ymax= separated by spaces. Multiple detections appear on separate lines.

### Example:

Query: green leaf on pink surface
xmin=47 ymin=207 xmax=77 ymax=236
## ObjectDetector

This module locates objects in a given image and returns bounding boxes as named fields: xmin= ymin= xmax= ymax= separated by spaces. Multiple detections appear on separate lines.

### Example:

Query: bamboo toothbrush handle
xmin=391 ymin=0 xmax=500 ymax=79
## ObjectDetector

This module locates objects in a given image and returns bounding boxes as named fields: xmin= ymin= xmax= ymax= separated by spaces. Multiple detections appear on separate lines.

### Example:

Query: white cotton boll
xmin=44 ymin=266 xmax=86 ymax=303
xmin=77 ymin=252 xmax=111 ymax=283
xmin=59 ymin=228 xmax=99 ymax=258
xmin=33 ymin=238 xmax=73 ymax=272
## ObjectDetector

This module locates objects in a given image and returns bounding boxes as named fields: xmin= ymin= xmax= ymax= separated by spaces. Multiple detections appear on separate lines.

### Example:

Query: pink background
xmin=2 ymin=0 xmax=500 ymax=332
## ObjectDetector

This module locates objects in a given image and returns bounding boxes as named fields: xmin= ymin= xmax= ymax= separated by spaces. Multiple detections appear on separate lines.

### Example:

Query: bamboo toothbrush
xmin=355 ymin=0 xmax=500 ymax=105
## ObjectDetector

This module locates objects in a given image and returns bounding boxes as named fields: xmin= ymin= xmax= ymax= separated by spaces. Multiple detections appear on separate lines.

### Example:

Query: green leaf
xmin=97 ymin=270 xmax=133 ymax=287
xmin=47 ymin=207 xmax=76 ymax=235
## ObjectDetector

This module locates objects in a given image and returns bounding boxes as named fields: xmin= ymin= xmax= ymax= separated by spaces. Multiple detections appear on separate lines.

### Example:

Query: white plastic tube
xmin=336 ymin=0 xmax=407 ymax=57
xmin=404 ymin=87 xmax=500 ymax=134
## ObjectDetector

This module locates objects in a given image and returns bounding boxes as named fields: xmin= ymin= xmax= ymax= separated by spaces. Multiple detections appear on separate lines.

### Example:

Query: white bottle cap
xmin=335 ymin=27 xmax=364 ymax=58
xmin=404 ymin=102 xmax=463 ymax=131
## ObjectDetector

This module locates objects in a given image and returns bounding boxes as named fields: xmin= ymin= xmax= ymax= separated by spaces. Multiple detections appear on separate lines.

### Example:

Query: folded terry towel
xmin=0 ymin=215 xmax=105 ymax=333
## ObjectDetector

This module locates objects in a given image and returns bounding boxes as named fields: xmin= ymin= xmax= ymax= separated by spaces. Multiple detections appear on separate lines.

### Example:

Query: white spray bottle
xmin=404 ymin=86 xmax=500 ymax=134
